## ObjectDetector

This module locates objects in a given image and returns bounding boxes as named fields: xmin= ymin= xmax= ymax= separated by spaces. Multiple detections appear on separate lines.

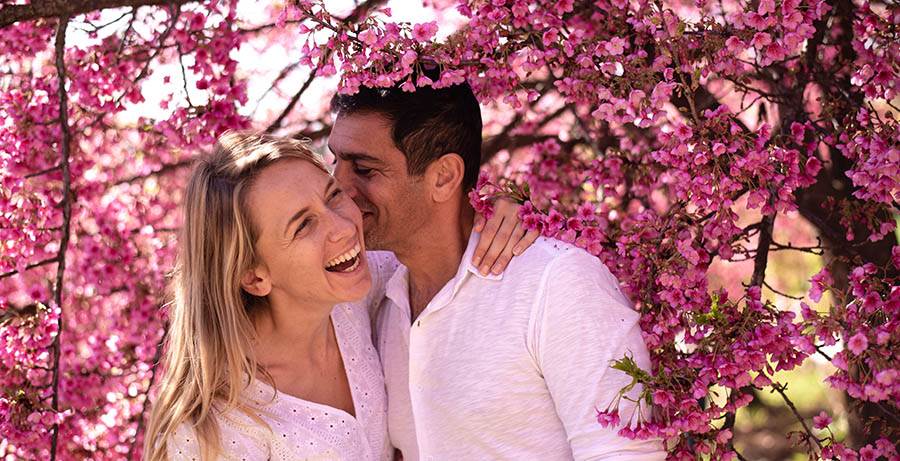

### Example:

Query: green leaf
xmin=610 ymin=352 xmax=652 ymax=382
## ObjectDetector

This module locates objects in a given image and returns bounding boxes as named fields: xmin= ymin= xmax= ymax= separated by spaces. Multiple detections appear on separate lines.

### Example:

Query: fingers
xmin=489 ymin=225 xmax=527 ymax=274
xmin=513 ymin=228 xmax=540 ymax=256
xmin=472 ymin=214 xmax=503 ymax=269
xmin=492 ymin=197 xmax=517 ymax=215
xmin=478 ymin=215 xmax=518 ymax=275
xmin=473 ymin=213 xmax=486 ymax=232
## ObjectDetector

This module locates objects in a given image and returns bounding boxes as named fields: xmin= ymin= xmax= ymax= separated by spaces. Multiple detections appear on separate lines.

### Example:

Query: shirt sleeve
xmin=534 ymin=249 xmax=666 ymax=461
xmin=167 ymin=416 xmax=270 ymax=461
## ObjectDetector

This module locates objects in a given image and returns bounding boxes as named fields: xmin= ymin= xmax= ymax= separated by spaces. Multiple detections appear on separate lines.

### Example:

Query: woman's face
xmin=242 ymin=158 xmax=371 ymax=307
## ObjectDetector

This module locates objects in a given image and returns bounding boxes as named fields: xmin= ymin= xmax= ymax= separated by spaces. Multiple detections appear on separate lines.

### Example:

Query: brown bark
xmin=0 ymin=0 xmax=193 ymax=28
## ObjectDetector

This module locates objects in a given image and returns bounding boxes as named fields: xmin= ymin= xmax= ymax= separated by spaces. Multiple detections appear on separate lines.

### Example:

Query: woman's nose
xmin=327 ymin=210 xmax=356 ymax=243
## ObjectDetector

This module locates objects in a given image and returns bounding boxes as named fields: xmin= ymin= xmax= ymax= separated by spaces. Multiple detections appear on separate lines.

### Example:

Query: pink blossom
xmin=412 ymin=21 xmax=439 ymax=41
xmin=846 ymin=332 xmax=869 ymax=355
xmin=596 ymin=409 xmax=620 ymax=428
xmin=813 ymin=411 xmax=832 ymax=429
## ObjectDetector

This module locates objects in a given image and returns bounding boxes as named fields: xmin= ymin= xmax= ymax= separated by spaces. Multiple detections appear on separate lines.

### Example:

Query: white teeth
xmin=325 ymin=243 xmax=361 ymax=269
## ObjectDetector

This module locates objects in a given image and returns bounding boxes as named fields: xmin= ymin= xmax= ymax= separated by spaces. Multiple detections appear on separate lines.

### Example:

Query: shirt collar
xmin=382 ymin=230 xmax=502 ymax=313
xmin=384 ymin=264 xmax=409 ymax=316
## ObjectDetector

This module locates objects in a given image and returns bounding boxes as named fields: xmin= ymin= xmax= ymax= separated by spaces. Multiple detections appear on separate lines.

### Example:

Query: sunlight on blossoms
xmin=1 ymin=0 xmax=897 ymax=459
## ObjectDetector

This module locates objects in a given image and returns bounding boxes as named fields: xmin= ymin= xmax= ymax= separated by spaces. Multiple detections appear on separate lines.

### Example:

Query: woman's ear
xmin=426 ymin=153 xmax=465 ymax=203
xmin=240 ymin=264 xmax=272 ymax=297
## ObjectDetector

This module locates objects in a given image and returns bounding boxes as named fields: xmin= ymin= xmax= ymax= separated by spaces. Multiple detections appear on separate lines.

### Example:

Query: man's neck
xmin=395 ymin=204 xmax=474 ymax=321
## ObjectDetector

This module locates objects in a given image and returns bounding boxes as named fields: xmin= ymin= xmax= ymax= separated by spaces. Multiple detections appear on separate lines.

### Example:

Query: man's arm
xmin=534 ymin=249 xmax=666 ymax=461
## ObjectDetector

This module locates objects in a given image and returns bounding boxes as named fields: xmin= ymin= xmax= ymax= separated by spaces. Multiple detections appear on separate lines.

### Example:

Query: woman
xmin=143 ymin=132 xmax=531 ymax=460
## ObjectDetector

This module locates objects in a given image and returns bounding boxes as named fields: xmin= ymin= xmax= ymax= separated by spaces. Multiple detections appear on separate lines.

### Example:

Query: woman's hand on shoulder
xmin=471 ymin=198 xmax=540 ymax=275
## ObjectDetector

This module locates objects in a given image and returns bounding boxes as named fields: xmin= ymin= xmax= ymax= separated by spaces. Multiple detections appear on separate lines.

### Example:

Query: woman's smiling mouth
xmin=325 ymin=242 xmax=362 ymax=273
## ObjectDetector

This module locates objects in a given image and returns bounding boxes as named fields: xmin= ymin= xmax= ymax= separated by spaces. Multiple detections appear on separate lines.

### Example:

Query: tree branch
xmin=176 ymin=44 xmax=195 ymax=108
xmin=772 ymin=382 xmax=824 ymax=450
xmin=263 ymin=0 xmax=385 ymax=133
xmin=0 ymin=256 xmax=60 ymax=279
xmin=769 ymin=239 xmax=826 ymax=255
xmin=250 ymin=60 xmax=301 ymax=117
xmin=750 ymin=212 xmax=776 ymax=287
xmin=113 ymin=157 xmax=194 ymax=186
xmin=25 ymin=165 xmax=61 ymax=179
xmin=49 ymin=16 xmax=74 ymax=461
xmin=762 ymin=280 xmax=805 ymax=300
xmin=339 ymin=0 xmax=388 ymax=24
xmin=0 ymin=0 xmax=194 ymax=28
xmin=265 ymin=51 xmax=330 ymax=133
xmin=113 ymin=4 xmax=181 ymax=106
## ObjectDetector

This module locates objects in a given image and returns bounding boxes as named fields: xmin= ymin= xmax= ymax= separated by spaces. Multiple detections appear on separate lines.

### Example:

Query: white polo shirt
xmin=373 ymin=233 xmax=666 ymax=460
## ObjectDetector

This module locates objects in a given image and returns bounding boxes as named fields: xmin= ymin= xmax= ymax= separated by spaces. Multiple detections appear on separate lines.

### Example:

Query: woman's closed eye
xmin=294 ymin=189 xmax=343 ymax=239
xmin=293 ymin=217 xmax=313 ymax=238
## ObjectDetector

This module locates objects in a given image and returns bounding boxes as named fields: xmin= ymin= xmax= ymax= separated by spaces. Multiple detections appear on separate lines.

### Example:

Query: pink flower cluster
xmin=1 ymin=0 xmax=248 ymax=458
xmin=2 ymin=0 xmax=897 ymax=459
xmin=805 ymin=264 xmax=899 ymax=405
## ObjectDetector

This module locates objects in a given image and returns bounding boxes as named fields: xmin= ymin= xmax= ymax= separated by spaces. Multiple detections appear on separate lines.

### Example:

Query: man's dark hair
xmin=330 ymin=70 xmax=482 ymax=191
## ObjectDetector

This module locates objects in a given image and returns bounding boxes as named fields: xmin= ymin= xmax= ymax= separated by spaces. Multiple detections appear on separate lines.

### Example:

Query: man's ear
xmin=425 ymin=153 xmax=465 ymax=203
xmin=240 ymin=263 xmax=272 ymax=297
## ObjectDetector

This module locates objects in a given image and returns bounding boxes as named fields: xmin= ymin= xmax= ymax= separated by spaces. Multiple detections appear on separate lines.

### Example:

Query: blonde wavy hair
xmin=143 ymin=132 xmax=327 ymax=461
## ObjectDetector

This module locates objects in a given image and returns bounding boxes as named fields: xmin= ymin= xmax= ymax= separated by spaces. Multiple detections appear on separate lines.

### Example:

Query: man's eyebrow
xmin=330 ymin=148 xmax=383 ymax=165
xmin=283 ymin=177 xmax=336 ymax=236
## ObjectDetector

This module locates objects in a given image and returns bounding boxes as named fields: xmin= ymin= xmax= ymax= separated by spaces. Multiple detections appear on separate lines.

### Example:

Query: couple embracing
xmin=144 ymin=74 xmax=664 ymax=460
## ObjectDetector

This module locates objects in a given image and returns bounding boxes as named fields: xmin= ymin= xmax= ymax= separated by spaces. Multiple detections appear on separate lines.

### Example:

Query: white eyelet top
xmin=167 ymin=301 xmax=392 ymax=461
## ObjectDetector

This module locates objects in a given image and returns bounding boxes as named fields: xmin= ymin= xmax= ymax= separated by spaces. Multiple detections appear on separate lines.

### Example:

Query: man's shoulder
xmin=509 ymin=237 xmax=603 ymax=277
xmin=508 ymin=237 xmax=630 ymax=307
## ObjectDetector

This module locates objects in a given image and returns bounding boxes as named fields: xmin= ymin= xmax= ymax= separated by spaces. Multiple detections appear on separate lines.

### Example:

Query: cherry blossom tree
xmin=0 ymin=0 xmax=896 ymax=459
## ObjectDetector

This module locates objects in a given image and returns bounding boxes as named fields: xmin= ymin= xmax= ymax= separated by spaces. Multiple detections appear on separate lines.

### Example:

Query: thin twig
xmin=763 ymin=280 xmax=805 ymax=300
xmin=25 ymin=165 xmax=61 ymax=179
xmin=815 ymin=345 xmax=833 ymax=361
xmin=49 ymin=15 xmax=74 ymax=461
xmin=238 ymin=18 xmax=305 ymax=34
xmin=113 ymin=158 xmax=194 ymax=186
xmin=251 ymin=60 xmax=301 ymax=117
xmin=772 ymin=382 xmax=824 ymax=450
xmin=78 ymin=7 xmax=134 ymax=32
xmin=0 ymin=256 xmax=60 ymax=280
xmin=770 ymin=239 xmax=826 ymax=255
xmin=176 ymin=44 xmax=195 ymax=108
xmin=265 ymin=50 xmax=331 ymax=133
xmin=113 ymin=4 xmax=182 ymax=107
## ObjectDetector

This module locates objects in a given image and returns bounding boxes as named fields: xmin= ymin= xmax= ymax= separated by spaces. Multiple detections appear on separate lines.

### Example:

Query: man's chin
xmin=362 ymin=229 xmax=386 ymax=251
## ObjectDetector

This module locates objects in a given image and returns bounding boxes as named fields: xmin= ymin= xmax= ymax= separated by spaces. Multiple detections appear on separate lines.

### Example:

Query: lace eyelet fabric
xmin=168 ymin=302 xmax=390 ymax=460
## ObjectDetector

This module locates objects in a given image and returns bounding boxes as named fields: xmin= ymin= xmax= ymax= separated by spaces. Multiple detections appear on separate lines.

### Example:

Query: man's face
xmin=328 ymin=112 xmax=429 ymax=252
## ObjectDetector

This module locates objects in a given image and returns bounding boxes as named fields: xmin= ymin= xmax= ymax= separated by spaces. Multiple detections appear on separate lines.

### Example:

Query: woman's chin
xmin=325 ymin=259 xmax=372 ymax=303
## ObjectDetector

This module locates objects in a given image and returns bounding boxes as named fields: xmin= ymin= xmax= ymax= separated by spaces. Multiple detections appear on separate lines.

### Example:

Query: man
xmin=327 ymin=72 xmax=665 ymax=460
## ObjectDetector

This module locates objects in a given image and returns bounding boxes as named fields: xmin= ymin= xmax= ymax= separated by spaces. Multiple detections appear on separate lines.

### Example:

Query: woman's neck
xmin=252 ymin=298 xmax=337 ymax=368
